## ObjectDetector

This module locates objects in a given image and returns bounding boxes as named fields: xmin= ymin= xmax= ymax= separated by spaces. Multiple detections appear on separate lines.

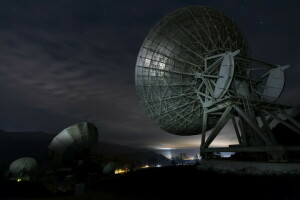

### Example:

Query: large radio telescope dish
xmin=135 ymin=5 xmax=300 ymax=162
xmin=135 ymin=6 xmax=248 ymax=136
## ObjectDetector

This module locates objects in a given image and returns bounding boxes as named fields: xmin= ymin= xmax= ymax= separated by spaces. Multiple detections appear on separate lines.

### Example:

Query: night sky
xmin=0 ymin=0 xmax=300 ymax=156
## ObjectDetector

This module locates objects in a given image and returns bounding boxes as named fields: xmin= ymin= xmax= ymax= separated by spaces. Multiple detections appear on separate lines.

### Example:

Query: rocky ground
xmin=1 ymin=165 xmax=300 ymax=200
xmin=198 ymin=160 xmax=300 ymax=175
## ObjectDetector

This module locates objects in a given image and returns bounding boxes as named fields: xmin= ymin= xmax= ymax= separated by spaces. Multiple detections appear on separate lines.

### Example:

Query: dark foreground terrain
xmin=1 ymin=165 xmax=300 ymax=200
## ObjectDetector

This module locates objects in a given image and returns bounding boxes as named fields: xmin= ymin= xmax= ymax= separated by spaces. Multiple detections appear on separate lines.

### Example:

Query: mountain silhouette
xmin=0 ymin=129 xmax=170 ymax=166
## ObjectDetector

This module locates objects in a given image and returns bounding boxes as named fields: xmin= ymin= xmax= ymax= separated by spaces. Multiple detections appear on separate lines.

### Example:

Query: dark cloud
xmin=0 ymin=0 xmax=299 ymax=153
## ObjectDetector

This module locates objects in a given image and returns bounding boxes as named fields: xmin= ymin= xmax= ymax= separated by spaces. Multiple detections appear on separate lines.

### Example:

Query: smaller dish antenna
xmin=9 ymin=157 xmax=37 ymax=178
xmin=261 ymin=65 xmax=289 ymax=102
xmin=47 ymin=122 xmax=98 ymax=163
xmin=103 ymin=162 xmax=117 ymax=175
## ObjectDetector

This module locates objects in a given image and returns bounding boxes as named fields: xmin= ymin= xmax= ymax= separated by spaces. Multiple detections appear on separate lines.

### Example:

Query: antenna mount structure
xmin=135 ymin=6 xmax=300 ymax=162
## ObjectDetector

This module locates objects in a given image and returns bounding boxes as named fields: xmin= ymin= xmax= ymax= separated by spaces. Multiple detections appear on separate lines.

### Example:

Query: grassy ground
xmin=1 ymin=165 xmax=300 ymax=200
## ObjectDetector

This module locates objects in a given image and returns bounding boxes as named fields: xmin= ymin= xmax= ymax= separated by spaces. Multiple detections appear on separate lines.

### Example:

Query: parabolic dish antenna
xmin=135 ymin=6 xmax=300 ymax=161
xmin=103 ymin=162 xmax=117 ymax=175
xmin=135 ymin=6 xmax=249 ymax=136
xmin=9 ymin=157 xmax=37 ymax=176
xmin=47 ymin=122 xmax=98 ymax=163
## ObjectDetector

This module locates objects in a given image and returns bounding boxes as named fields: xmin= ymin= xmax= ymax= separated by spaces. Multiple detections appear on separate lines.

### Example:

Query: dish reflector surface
xmin=135 ymin=6 xmax=248 ymax=135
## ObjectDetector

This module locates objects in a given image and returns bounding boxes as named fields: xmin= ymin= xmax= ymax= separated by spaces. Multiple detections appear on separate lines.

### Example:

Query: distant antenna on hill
xmin=9 ymin=157 xmax=37 ymax=181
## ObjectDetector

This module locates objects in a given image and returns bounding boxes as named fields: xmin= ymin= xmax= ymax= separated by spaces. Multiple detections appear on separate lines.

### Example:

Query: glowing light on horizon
xmin=114 ymin=168 xmax=129 ymax=174
xmin=155 ymin=147 xmax=174 ymax=150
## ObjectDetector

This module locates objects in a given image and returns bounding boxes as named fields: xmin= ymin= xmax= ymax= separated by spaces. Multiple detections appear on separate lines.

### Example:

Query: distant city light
xmin=17 ymin=178 xmax=22 ymax=182
xmin=156 ymin=164 xmax=161 ymax=167
xmin=141 ymin=165 xmax=149 ymax=168
xmin=114 ymin=168 xmax=129 ymax=174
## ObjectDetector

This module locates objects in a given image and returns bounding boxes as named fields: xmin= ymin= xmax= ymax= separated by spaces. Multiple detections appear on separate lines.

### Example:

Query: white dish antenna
xmin=47 ymin=122 xmax=98 ymax=163
xmin=9 ymin=157 xmax=37 ymax=177
xmin=262 ymin=65 xmax=289 ymax=102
